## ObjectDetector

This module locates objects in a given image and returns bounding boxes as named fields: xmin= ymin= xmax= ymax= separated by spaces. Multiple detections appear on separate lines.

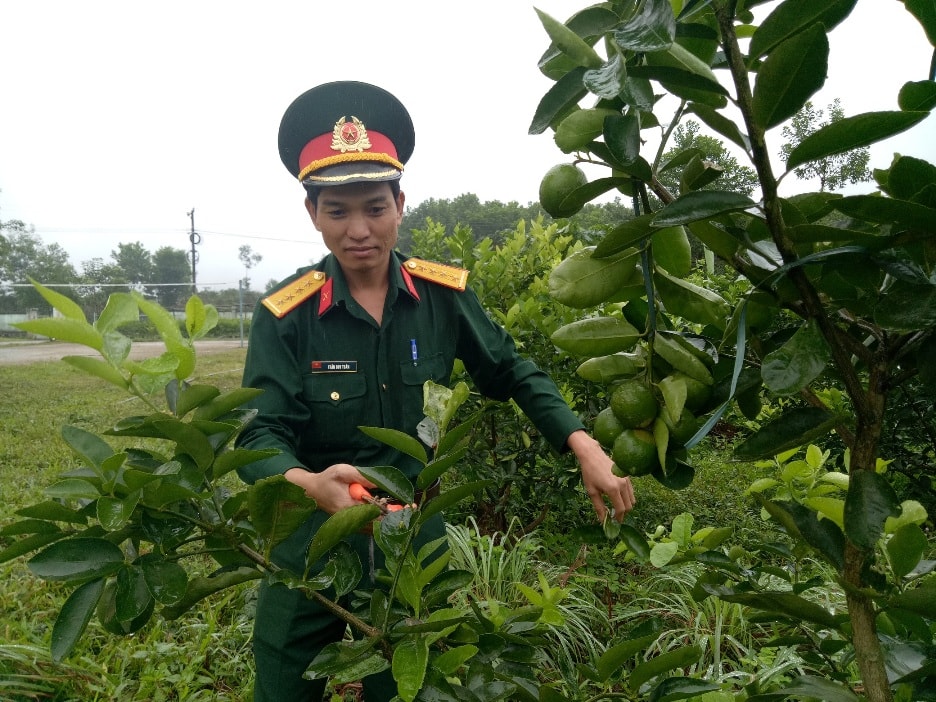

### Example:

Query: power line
xmin=32 ymin=226 xmax=310 ymax=244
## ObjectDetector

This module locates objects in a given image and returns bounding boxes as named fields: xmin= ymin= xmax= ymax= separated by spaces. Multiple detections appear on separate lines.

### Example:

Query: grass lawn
xmin=1 ymin=349 xmax=256 ymax=702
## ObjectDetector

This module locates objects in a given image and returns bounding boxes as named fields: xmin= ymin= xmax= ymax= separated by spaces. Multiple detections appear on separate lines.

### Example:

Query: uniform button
xmin=381 ymin=384 xmax=388 ymax=391
xmin=330 ymin=391 xmax=340 ymax=401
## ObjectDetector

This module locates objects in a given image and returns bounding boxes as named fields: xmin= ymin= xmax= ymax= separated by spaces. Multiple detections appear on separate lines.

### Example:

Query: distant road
xmin=0 ymin=339 xmax=247 ymax=365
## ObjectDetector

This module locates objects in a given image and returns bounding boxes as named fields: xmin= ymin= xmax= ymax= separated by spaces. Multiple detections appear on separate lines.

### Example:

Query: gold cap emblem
xmin=331 ymin=116 xmax=372 ymax=154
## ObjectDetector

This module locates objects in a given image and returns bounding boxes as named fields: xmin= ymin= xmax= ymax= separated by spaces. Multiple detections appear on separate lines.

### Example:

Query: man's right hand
xmin=284 ymin=463 xmax=376 ymax=514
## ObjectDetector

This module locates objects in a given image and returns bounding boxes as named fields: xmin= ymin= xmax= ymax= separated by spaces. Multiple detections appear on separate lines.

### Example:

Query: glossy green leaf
xmin=529 ymin=67 xmax=588 ymax=135
xmin=115 ymin=564 xmax=153 ymax=622
xmin=551 ymin=316 xmax=642 ymax=357
xmin=175 ymin=384 xmax=221 ymax=418
xmin=61 ymin=356 xmax=129 ymax=390
xmin=762 ymin=498 xmax=845 ymax=570
xmin=577 ymin=352 xmax=645 ymax=383
xmin=28 ymin=538 xmax=124 ymax=582
xmin=161 ymin=567 xmax=261 ymax=620
xmin=734 ymin=407 xmax=839 ymax=460
xmin=535 ymin=8 xmax=604 ymax=69
xmin=584 ymin=53 xmax=628 ymax=99
xmin=393 ymin=635 xmax=429 ymax=702
xmin=329 ymin=541 xmax=363 ymax=597
xmin=595 ymin=212 xmax=655 ymax=257
xmin=417 ymin=447 xmax=467 ymax=490
xmin=679 ymin=154 xmax=724 ymax=192
xmin=59 ymin=426 xmax=112 ymax=473
xmin=752 ymin=23 xmax=829 ymax=129
xmin=748 ymin=0 xmax=856 ymax=59
xmin=875 ymin=280 xmax=936 ymax=332
xmin=629 ymin=645 xmax=702 ymax=692
xmin=95 ymin=293 xmax=139 ymax=335
xmin=26 ymin=277 xmax=88 ymax=322
xmin=307 ymin=639 xmax=388 ymax=684
xmin=134 ymin=293 xmax=189 ymax=356
xmin=359 ymin=424 xmax=427 ymax=463
xmin=192 ymin=387 xmax=264 ymax=421
xmin=687 ymin=103 xmax=751 ymax=151
xmin=884 ymin=155 xmax=936 ymax=200
xmin=138 ymin=553 xmax=188 ymax=605
xmin=419 ymin=480 xmax=491 ymax=522
xmin=719 ymin=590 xmax=840 ymax=629
xmin=211 ymin=447 xmax=280 ymax=481
xmin=45 ymin=478 xmax=100 ymax=501
xmin=844 ymin=470 xmax=901 ymax=549
xmin=651 ymin=190 xmax=757 ymax=227
xmin=898 ymin=79 xmax=936 ymax=110
xmin=596 ymin=631 xmax=660 ymax=682
xmin=0 ymin=531 xmax=67 ymax=565
xmin=185 ymin=296 xmax=219 ymax=340
xmin=153 ymin=419 xmax=216 ymax=470
xmin=554 ymin=108 xmax=620 ymax=153
xmin=248 ymin=476 xmax=318 ymax=556
xmin=903 ymin=0 xmax=936 ymax=45
xmin=16 ymin=500 xmax=88 ymax=525
xmin=762 ymin=319 xmax=831 ymax=395
xmin=889 ymin=585 xmax=936 ymax=618
xmin=433 ymin=645 xmax=478 ymax=676
xmin=613 ymin=0 xmax=674 ymax=51
xmin=14 ymin=318 xmax=104 ymax=350
xmin=651 ymin=226 xmax=692 ymax=277
xmin=604 ymin=113 xmax=642 ymax=169
xmin=787 ymin=111 xmax=930 ymax=170
xmin=629 ymin=64 xmax=728 ymax=107
xmin=648 ymin=676 xmax=722 ymax=702
xmin=306 ymin=504 xmax=381 ymax=567
xmin=51 ymin=578 xmax=105 ymax=662
xmin=97 ymin=493 xmax=140 ymax=531
xmin=761 ymin=675 xmax=860 ymax=702
xmin=887 ymin=523 xmax=928 ymax=578
xmin=654 ymin=268 xmax=732 ymax=332
xmin=620 ymin=523 xmax=652 ymax=561
xmin=356 ymin=464 xmax=415 ymax=504
xmin=834 ymin=195 xmax=936 ymax=232
xmin=549 ymin=246 xmax=639 ymax=308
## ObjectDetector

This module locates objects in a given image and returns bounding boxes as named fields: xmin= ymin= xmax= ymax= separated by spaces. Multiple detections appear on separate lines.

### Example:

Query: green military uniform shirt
xmin=236 ymin=250 xmax=585 ymax=483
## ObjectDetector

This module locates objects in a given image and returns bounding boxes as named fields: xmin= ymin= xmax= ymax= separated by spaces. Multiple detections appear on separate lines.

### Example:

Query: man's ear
xmin=396 ymin=190 xmax=406 ymax=222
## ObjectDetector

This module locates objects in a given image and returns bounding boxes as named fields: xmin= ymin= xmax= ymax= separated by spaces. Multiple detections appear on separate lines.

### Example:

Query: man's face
xmin=306 ymin=182 xmax=405 ymax=277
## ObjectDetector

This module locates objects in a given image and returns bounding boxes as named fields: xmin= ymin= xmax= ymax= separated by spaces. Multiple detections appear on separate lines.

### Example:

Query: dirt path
xmin=0 ymin=339 xmax=247 ymax=365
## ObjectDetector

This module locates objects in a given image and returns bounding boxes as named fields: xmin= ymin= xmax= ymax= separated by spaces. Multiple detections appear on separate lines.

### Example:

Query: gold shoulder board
xmin=261 ymin=270 xmax=327 ymax=318
xmin=403 ymin=258 xmax=469 ymax=291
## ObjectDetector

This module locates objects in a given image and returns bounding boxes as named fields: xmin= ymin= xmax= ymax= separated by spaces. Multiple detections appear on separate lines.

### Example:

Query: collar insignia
xmin=331 ymin=116 xmax=372 ymax=153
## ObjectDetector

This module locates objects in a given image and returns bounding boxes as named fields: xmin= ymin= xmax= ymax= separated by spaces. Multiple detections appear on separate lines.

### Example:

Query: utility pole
xmin=187 ymin=209 xmax=200 ymax=293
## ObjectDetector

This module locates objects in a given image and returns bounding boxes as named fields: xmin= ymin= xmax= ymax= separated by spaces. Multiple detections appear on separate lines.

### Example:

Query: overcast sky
xmin=1 ymin=1 xmax=933 ymax=291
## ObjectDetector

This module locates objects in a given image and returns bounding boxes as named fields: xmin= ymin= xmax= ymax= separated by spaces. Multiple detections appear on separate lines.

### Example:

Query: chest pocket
xmin=302 ymin=372 xmax=368 ymax=447
xmin=398 ymin=351 xmax=448 ymax=433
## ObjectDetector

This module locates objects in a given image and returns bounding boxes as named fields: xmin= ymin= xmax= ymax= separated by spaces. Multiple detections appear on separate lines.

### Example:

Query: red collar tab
xmin=317 ymin=278 xmax=336 ymax=316
xmin=400 ymin=265 xmax=421 ymax=301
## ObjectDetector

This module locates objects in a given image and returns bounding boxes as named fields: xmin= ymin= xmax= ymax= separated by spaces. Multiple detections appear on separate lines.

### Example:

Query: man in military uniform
xmin=236 ymin=81 xmax=636 ymax=701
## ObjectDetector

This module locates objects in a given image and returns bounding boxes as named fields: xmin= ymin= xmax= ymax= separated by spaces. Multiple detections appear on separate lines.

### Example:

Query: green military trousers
xmin=252 ymin=509 xmax=445 ymax=702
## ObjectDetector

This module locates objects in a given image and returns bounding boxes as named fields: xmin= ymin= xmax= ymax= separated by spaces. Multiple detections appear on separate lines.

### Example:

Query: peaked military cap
xmin=278 ymin=81 xmax=415 ymax=187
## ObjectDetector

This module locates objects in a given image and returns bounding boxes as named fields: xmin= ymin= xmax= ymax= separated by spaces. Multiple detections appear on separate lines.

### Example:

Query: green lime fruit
xmin=611 ymin=428 xmax=657 ymax=476
xmin=664 ymin=408 xmax=700 ymax=446
xmin=593 ymin=407 xmax=624 ymax=449
xmin=610 ymin=380 xmax=658 ymax=428
xmin=539 ymin=163 xmax=587 ymax=218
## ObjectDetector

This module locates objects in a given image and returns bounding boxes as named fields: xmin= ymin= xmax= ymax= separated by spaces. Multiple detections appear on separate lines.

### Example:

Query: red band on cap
xmin=298 ymin=128 xmax=400 ymax=182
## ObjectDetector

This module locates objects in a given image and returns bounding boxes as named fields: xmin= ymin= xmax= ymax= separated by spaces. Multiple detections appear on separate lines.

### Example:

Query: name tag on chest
xmin=310 ymin=361 xmax=358 ymax=373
